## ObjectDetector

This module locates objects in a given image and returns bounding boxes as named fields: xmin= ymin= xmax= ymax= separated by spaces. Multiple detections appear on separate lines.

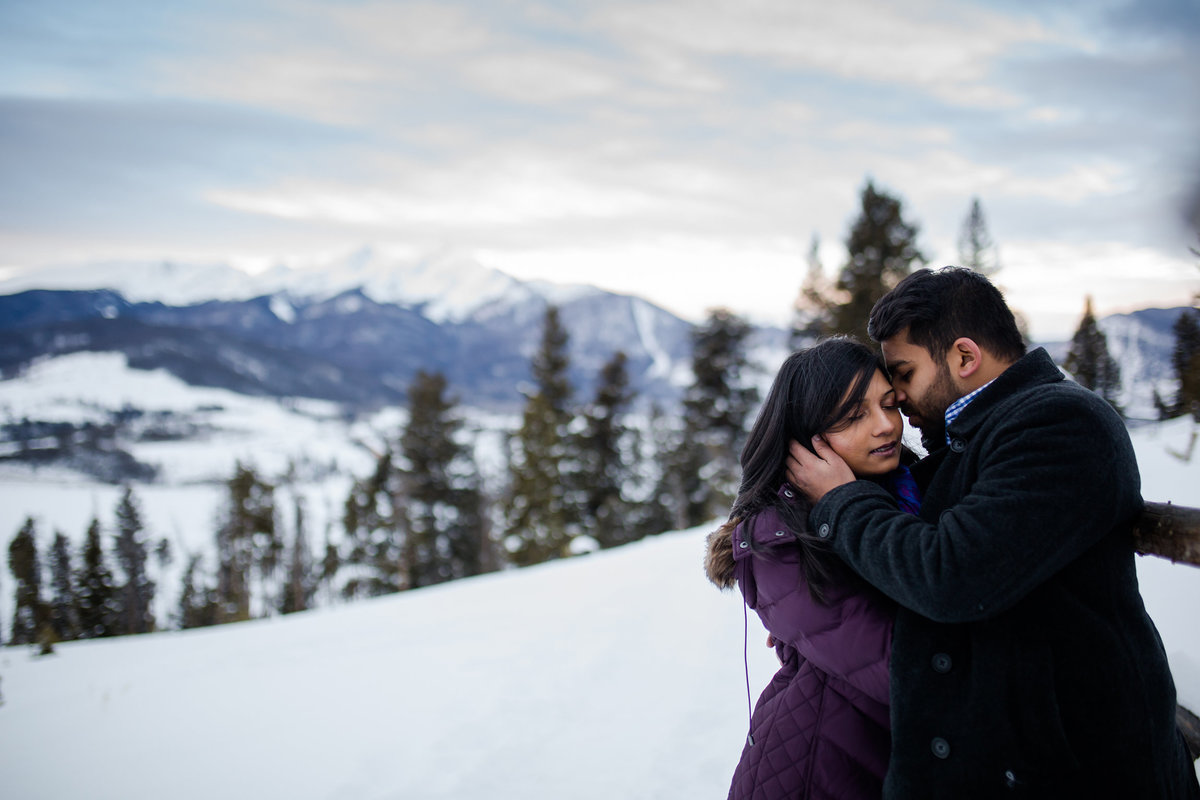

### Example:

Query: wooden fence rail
xmin=1131 ymin=502 xmax=1200 ymax=762
xmin=1134 ymin=502 xmax=1200 ymax=568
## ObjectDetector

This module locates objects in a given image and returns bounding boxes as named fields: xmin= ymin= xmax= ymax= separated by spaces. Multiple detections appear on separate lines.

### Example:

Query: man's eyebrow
xmin=885 ymin=359 xmax=909 ymax=373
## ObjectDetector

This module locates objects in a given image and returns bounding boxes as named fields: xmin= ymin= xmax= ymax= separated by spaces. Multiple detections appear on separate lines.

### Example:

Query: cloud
xmin=1 ymin=0 xmax=1196 ymax=339
xmin=592 ymin=0 xmax=1060 ymax=107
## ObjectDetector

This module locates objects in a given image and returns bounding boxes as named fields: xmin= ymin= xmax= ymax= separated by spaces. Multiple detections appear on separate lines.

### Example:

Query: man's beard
xmin=904 ymin=361 xmax=959 ymax=450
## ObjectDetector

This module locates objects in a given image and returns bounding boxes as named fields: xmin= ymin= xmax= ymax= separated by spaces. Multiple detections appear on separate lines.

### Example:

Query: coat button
xmin=1004 ymin=769 xmax=1018 ymax=788
xmin=931 ymin=653 xmax=952 ymax=673
xmin=774 ymin=530 xmax=786 ymax=537
xmin=782 ymin=488 xmax=794 ymax=498
xmin=739 ymin=540 xmax=749 ymax=549
xmin=817 ymin=523 xmax=831 ymax=539
xmin=931 ymin=737 xmax=950 ymax=759
xmin=950 ymin=438 xmax=966 ymax=453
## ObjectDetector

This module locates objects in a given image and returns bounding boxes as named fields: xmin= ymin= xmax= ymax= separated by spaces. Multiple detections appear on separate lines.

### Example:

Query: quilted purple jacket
xmin=706 ymin=487 xmax=896 ymax=800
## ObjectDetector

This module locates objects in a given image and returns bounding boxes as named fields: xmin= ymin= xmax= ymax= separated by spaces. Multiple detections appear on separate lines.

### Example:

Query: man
xmin=787 ymin=267 xmax=1200 ymax=798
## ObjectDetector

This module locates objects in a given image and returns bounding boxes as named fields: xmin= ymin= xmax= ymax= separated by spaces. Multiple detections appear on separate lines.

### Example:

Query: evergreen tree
xmin=828 ymin=180 xmax=928 ymax=343
xmin=957 ymin=196 xmax=1001 ymax=276
xmin=281 ymin=493 xmax=315 ymax=614
xmin=399 ymin=370 xmax=487 ymax=586
xmin=791 ymin=232 xmax=833 ymax=347
xmin=48 ymin=532 xmax=81 ymax=642
xmin=76 ymin=517 xmax=116 ymax=638
xmin=320 ymin=527 xmax=341 ymax=606
xmin=633 ymin=403 xmax=684 ymax=537
xmin=7 ymin=517 xmax=47 ymax=646
xmin=574 ymin=351 xmax=640 ymax=549
xmin=1160 ymin=308 xmax=1200 ymax=421
xmin=215 ymin=463 xmax=276 ymax=621
xmin=505 ymin=305 xmax=578 ymax=566
xmin=1063 ymin=296 xmax=1123 ymax=415
xmin=343 ymin=449 xmax=405 ymax=597
xmin=177 ymin=554 xmax=217 ymax=629
xmin=113 ymin=487 xmax=156 ymax=634
xmin=665 ymin=308 xmax=759 ymax=528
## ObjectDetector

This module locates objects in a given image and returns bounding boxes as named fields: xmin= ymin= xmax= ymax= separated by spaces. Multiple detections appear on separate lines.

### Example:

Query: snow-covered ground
xmin=0 ymin=354 xmax=1198 ymax=798
xmin=0 ymin=508 xmax=1198 ymax=798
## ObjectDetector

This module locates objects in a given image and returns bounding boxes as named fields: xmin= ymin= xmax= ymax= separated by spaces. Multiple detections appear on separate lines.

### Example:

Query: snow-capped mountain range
xmin=0 ymin=248 xmax=729 ymax=411
xmin=0 ymin=246 xmax=549 ymax=323
xmin=0 ymin=247 xmax=1192 ymax=417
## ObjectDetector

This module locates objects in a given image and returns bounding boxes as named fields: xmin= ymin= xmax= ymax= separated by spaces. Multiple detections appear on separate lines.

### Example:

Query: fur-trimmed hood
xmin=704 ymin=520 xmax=739 ymax=590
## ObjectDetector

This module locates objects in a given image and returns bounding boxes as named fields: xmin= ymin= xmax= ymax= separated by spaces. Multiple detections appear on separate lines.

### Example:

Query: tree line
xmin=6 ymin=180 xmax=1200 ymax=647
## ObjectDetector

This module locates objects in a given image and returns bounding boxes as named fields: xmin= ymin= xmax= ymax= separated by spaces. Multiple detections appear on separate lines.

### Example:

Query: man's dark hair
xmin=868 ymin=266 xmax=1026 ymax=362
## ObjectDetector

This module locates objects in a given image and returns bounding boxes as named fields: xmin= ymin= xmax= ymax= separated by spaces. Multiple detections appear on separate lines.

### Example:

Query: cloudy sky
xmin=2 ymin=0 xmax=1199 ymax=340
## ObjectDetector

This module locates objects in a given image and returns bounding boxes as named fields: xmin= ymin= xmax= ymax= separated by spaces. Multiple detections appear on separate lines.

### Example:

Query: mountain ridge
xmin=0 ymin=276 xmax=707 ymax=411
xmin=0 ymin=253 xmax=1192 ymax=418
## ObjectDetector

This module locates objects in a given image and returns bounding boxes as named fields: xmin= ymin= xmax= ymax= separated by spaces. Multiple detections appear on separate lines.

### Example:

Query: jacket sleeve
xmin=747 ymin=548 xmax=893 ymax=706
xmin=809 ymin=386 xmax=1143 ymax=624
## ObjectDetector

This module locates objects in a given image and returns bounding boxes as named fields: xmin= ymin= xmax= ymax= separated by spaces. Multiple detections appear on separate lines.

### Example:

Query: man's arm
xmin=801 ymin=391 xmax=1141 ymax=624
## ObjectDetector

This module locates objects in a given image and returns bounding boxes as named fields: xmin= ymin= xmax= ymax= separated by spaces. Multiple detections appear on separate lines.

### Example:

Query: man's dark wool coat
xmin=809 ymin=347 xmax=1200 ymax=799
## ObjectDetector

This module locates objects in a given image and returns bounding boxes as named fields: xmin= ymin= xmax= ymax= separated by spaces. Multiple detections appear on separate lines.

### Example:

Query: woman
xmin=705 ymin=336 xmax=921 ymax=800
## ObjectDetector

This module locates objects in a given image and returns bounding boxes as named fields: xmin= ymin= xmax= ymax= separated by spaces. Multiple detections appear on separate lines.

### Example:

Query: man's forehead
xmin=881 ymin=333 xmax=927 ymax=367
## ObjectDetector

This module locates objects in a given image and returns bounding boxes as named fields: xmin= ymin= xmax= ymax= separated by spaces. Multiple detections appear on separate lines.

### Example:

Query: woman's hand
xmin=786 ymin=436 xmax=855 ymax=503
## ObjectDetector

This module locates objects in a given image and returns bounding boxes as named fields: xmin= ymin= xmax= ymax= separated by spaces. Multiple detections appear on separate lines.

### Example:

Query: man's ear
xmin=947 ymin=337 xmax=983 ymax=379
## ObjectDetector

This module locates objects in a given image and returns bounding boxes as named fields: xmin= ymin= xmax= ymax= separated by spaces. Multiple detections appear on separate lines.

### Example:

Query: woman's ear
xmin=948 ymin=337 xmax=983 ymax=379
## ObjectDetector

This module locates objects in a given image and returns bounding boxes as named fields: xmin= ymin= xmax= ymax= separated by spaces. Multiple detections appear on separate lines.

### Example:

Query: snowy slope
xmin=0 ymin=523 xmax=767 ymax=800
xmin=0 ymin=418 xmax=1198 ymax=798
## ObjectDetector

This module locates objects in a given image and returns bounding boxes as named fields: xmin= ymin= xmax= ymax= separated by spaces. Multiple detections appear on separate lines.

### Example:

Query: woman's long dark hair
xmin=721 ymin=335 xmax=885 ymax=601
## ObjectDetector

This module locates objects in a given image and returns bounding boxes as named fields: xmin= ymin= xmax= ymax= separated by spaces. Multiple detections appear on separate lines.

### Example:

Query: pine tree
xmin=400 ymin=370 xmax=487 ymax=586
xmin=7 ymin=517 xmax=48 ymax=646
xmin=343 ymin=449 xmax=405 ymax=596
xmin=665 ymin=308 xmax=759 ymax=528
xmin=828 ymin=180 xmax=928 ymax=343
xmin=76 ymin=517 xmax=116 ymax=638
xmin=113 ymin=487 xmax=156 ymax=634
xmin=281 ymin=493 xmax=315 ymax=614
xmin=957 ymin=197 xmax=1000 ymax=276
xmin=1162 ymin=308 xmax=1200 ymax=421
xmin=633 ymin=403 xmax=683 ymax=538
xmin=791 ymin=232 xmax=833 ymax=347
xmin=505 ymin=305 xmax=578 ymax=566
xmin=574 ymin=351 xmax=640 ymax=549
xmin=215 ymin=463 xmax=276 ymax=621
xmin=48 ymin=532 xmax=81 ymax=642
xmin=177 ymin=554 xmax=217 ymax=629
xmin=1063 ymin=296 xmax=1123 ymax=414
xmin=320 ymin=528 xmax=341 ymax=605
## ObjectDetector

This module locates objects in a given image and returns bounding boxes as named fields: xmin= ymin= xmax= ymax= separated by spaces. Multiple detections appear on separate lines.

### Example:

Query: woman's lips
xmin=871 ymin=441 xmax=899 ymax=456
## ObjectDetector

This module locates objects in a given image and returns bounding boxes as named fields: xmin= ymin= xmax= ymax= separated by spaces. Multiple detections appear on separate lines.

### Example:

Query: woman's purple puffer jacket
xmin=706 ymin=486 xmax=896 ymax=799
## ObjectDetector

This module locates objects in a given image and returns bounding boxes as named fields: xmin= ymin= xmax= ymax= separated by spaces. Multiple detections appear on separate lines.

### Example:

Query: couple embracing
xmin=706 ymin=267 xmax=1200 ymax=799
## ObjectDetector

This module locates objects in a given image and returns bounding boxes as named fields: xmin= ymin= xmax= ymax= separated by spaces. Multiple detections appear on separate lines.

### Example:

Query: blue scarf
xmin=880 ymin=464 xmax=922 ymax=515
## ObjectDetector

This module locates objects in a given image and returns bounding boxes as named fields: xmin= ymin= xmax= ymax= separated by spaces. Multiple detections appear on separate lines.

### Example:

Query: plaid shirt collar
xmin=943 ymin=379 xmax=995 ymax=444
